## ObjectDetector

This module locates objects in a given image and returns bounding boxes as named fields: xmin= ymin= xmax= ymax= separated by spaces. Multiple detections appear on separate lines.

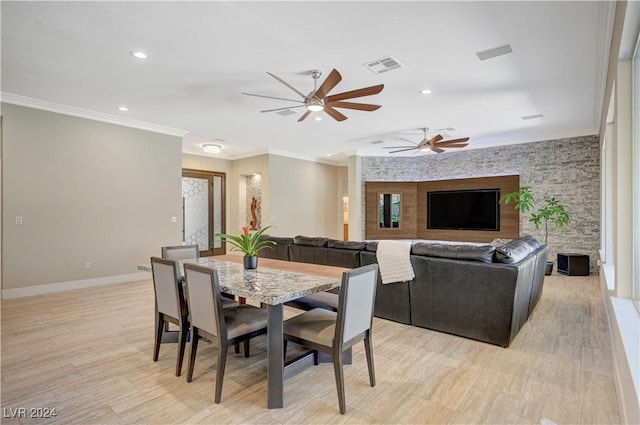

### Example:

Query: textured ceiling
xmin=1 ymin=1 xmax=615 ymax=164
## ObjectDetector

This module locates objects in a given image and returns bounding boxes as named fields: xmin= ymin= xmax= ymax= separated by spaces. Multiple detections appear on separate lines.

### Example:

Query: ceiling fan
xmin=384 ymin=128 xmax=470 ymax=154
xmin=242 ymin=69 xmax=384 ymax=122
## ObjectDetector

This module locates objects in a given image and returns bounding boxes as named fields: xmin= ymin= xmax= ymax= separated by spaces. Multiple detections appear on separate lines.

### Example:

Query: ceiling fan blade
xmin=428 ymin=134 xmax=445 ymax=145
xmin=389 ymin=147 xmax=419 ymax=154
xmin=324 ymin=84 xmax=384 ymax=102
xmin=435 ymin=137 xmax=470 ymax=146
xmin=297 ymin=110 xmax=312 ymax=122
xmin=383 ymin=146 xmax=416 ymax=149
xmin=314 ymin=69 xmax=342 ymax=99
xmin=438 ymin=144 xmax=469 ymax=149
xmin=266 ymin=72 xmax=307 ymax=99
xmin=326 ymin=101 xmax=381 ymax=111
xmin=431 ymin=146 xmax=446 ymax=153
xmin=260 ymin=105 xmax=306 ymax=113
xmin=324 ymin=105 xmax=348 ymax=122
xmin=242 ymin=92 xmax=305 ymax=103
xmin=437 ymin=143 xmax=469 ymax=149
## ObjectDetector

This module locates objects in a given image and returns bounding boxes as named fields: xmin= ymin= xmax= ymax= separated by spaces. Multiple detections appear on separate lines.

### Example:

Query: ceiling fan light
xmin=203 ymin=144 xmax=222 ymax=154
xmin=419 ymin=147 xmax=430 ymax=152
xmin=307 ymin=104 xmax=324 ymax=112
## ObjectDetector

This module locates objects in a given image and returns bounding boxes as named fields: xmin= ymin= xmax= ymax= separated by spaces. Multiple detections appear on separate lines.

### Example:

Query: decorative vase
xmin=243 ymin=255 xmax=258 ymax=270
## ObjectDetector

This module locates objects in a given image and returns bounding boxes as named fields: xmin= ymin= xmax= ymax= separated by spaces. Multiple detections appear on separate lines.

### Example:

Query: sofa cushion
xmin=519 ymin=235 xmax=542 ymax=250
xmin=293 ymin=235 xmax=328 ymax=247
xmin=262 ymin=235 xmax=294 ymax=245
xmin=495 ymin=239 xmax=535 ymax=264
xmin=365 ymin=241 xmax=378 ymax=252
xmin=327 ymin=239 xmax=366 ymax=250
xmin=412 ymin=243 xmax=496 ymax=263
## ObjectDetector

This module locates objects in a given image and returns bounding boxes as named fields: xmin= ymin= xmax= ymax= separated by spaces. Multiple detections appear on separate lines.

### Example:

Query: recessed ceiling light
xmin=326 ymin=153 xmax=332 ymax=157
xmin=118 ymin=106 xmax=128 ymax=112
xmin=203 ymin=144 xmax=222 ymax=154
xmin=420 ymin=88 xmax=432 ymax=95
xmin=130 ymin=50 xmax=148 ymax=59
xmin=314 ymin=117 xmax=322 ymax=121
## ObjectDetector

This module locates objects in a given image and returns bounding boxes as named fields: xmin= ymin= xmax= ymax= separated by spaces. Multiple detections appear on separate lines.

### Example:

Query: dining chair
xmin=283 ymin=263 xmax=379 ymax=414
xmin=151 ymin=256 xmax=190 ymax=377
xmin=183 ymin=263 xmax=268 ymax=403
xmin=161 ymin=244 xmax=200 ymax=260
xmin=162 ymin=244 xmax=238 ymax=309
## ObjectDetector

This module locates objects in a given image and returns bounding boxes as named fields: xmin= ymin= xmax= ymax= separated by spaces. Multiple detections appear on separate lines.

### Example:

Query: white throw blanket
xmin=376 ymin=240 xmax=415 ymax=284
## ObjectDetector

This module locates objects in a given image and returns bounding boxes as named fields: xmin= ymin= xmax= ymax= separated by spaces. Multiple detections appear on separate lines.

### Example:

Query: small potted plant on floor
xmin=500 ymin=186 xmax=570 ymax=275
xmin=216 ymin=225 xmax=275 ymax=269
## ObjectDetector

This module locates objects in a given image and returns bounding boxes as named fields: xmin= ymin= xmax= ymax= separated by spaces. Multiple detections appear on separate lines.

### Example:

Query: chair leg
xmin=364 ymin=331 xmax=376 ymax=387
xmin=153 ymin=314 xmax=164 ymax=361
xmin=186 ymin=329 xmax=199 ymax=383
xmin=234 ymin=343 xmax=240 ymax=354
xmin=215 ymin=343 xmax=228 ymax=403
xmin=243 ymin=339 xmax=250 ymax=358
xmin=333 ymin=352 xmax=347 ymax=414
xmin=176 ymin=321 xmax=188 ymax=377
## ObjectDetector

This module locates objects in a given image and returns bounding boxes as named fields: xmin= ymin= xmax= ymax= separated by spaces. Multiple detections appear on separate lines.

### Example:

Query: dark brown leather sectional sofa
xmin=259 ymin=234 xmax=548 ymax=347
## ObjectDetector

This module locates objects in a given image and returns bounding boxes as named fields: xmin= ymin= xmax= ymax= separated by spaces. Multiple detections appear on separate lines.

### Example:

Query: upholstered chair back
xmin=337 ymin=265 xmax=378 ymax=344
xmin=162 ymin=245 xmax=200 ymax=261
xmin=184 ymin=264 xmax=223 ymax=338
xmin=151 ymin=257 xmax=181 ymax=320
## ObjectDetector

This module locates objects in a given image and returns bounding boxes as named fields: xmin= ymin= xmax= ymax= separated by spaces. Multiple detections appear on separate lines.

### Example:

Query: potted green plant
xmin=500 ymin=186 xmax=570 ymax=274
xmin=215 ymin=225 xmax=275 ymax=269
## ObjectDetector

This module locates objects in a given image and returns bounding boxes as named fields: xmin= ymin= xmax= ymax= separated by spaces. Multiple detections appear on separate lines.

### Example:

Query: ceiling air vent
xmin=364 ymin=55 xmax=404 ymax=74
xmin=476 ymin=44 xmax=513 ymax=61
xmin=277 ymin=109 xmax=297 ymax=117
xmin=521 ymin=114 xmax=544 ymax=120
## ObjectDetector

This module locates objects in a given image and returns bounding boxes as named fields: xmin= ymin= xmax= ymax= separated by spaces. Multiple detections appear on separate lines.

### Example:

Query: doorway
xmin=182 ymin=169 xmax=226 ymax=256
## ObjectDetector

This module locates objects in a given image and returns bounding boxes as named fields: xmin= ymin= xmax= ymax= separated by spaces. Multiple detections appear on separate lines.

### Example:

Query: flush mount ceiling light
xmin=305 ymin=97 xmax=324 ymax=112
xmin=203 ymin=144 xmax=222 ymax=154
xmin=130 ymin=50 xmax=147 ymax=59
xmin=118 ymin=106 xmax=128 ymax=111
xmin=420 ymin=88 xmax=432 ymax=95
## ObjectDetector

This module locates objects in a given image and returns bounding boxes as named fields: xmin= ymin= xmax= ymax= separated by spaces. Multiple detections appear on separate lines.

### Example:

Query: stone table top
xmin=139 ymin=257 xmax=343 ymax=305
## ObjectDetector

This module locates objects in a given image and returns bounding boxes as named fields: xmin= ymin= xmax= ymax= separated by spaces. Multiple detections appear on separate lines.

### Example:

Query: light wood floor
xmin=1 ymin=274 xmax=621 ymax=424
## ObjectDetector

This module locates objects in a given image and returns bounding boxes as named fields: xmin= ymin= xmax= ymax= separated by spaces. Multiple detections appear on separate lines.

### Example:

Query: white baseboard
xmin=1 ymin=272 xmax=151 ymax=299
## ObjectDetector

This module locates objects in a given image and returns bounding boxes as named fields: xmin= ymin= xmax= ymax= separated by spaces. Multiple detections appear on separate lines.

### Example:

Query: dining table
xmin=140 ymin=254 xmax=347 ymax=409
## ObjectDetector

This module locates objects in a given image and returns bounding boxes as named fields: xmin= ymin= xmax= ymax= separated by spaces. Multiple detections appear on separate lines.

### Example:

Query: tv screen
xmin=427 ymin=189 xmax=500 ymax=231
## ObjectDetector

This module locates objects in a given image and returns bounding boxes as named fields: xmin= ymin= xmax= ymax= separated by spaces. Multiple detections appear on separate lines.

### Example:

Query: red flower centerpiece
xmin=216 ymin=225 xmax=275 ymax=269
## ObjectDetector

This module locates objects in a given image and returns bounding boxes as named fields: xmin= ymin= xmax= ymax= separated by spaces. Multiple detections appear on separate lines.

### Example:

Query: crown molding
xmin=1 ymin=92 xmax=189 ymax=137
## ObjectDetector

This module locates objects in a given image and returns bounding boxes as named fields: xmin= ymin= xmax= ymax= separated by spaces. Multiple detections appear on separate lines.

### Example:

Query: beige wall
xmin=182 ymin=153 xmax=232 ymax=175
xmin=268 ymin=155 xmax=343 ymax=239
xmin=2 ymin=104 xmax=182 ymax=290
xmin=182 ymin=153 xmax=345 ymax=240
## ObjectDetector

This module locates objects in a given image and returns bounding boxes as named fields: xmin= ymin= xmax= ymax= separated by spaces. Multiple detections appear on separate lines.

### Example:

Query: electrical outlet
xmin=15 ymin=216 xmax=23 ymax=226
xmin=170 ymin=216 xmax=177 ymax=223
xmin=85 ymin=262 xmax=92 ymax=270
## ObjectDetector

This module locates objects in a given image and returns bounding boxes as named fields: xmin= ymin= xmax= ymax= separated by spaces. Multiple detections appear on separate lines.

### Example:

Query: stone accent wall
xmin=362 ymin=135 xmax=600 ymax=273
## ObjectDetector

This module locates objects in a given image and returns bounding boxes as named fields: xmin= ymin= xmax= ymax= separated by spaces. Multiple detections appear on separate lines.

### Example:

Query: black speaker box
xmin=557 ymin=253 xmax=590 ymax=276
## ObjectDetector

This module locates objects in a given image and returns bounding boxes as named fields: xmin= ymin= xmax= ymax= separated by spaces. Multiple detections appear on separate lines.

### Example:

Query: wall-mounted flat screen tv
xmin=427 ymin=188 xmax=500 ymax=231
